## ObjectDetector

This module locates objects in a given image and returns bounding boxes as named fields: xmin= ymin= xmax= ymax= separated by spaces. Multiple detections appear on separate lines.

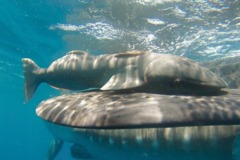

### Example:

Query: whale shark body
xmin=46 ymin=123 xmax=240 ymax=160
xmin=22 ymin=50 xmax=227 ymax=102
xmin=37 ymin=89 xmax=240 ymax=129
xmin=24 ymin=51 xmax=239 ymax=159
xmin=36 ymin=89 xmax=240 ymax=160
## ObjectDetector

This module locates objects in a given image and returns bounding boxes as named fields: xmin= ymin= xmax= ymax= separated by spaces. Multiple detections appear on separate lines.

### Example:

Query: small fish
xmin=22 ymin=50 xmax=227 ymax=102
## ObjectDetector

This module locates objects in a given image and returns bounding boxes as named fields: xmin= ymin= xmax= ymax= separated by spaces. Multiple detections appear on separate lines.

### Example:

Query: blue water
xmin=0 ymin=0 xmax=240 ymax=159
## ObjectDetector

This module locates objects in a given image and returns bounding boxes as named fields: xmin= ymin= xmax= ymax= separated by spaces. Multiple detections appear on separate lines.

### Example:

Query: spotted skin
xmin=37 ymin=89 xmax=240 ymax=128
xmin=45 ymin=123 xmax=240 ymax=160
xmin=36 ymin=89 xmax=240 ymax=160
xmin=29 ymin=52 xmax=240 ymax=159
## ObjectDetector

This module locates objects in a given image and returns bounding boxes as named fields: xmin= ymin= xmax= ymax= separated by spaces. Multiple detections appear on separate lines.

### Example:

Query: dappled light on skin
xmin=37 ymin=88 xmax=240 ymax=160
xmin=45 ymin=121 xmax=240 ymax=160
xmin=22 ymin=50 xmax=227 ymax=102
xmin=29 ymin=51 xmax=240 ymax=160
xmin=37 ymin=90 xmax=240 ymax=129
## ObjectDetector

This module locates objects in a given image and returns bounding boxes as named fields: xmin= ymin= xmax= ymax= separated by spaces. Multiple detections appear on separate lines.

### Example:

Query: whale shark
xmin=46 ymin=124 xmax=240 ymax=160
xmin=36 ymin=89 xmax=240 ymax=160
xmin=22 ymin=50 xmax=227 ymax=102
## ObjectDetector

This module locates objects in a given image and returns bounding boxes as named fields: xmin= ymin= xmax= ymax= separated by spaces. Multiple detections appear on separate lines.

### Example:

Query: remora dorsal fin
xmin=115 ymin=51 xmax=148 ymax=58
xmin=101 ymin=65 xmax=145 ymax=90
xmin=67 ymin=50 xmax=89 ymax=56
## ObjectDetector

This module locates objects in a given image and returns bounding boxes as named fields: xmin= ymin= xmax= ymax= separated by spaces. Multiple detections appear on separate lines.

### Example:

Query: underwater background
xmin=0 ymin=0 xmax=240 ymax=159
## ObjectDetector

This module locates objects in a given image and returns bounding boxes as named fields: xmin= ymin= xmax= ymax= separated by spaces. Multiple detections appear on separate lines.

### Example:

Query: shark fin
xmin=70 ymin=144 xmax=92 ymax=159
xmin=22 ymin=58 xmax=42 ymax=103
xmin=101 ymin=65 xmax=145 ymax=90
xmin=47 ymin=139 xmax=64 ymax=160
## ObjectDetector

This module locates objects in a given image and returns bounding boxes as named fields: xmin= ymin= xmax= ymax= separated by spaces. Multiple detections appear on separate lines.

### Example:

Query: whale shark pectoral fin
xmin=70 ymin=144 xmax=92 ymax=159
xmin=47 ymin=138 xmax=64 ymax=160
xmin=101 ymin=65 xmax=145 ymax=90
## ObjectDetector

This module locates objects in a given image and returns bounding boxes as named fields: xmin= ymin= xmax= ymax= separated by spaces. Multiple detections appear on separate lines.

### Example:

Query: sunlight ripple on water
xmin=48 ymin=0 xmax=240 ymax=61
xmin=0 ymin=1 xmax=240 ymax=160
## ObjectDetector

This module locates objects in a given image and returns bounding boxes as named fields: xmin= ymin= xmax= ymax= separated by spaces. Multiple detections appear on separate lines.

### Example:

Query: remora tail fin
xmin=22 ymin=58 xmax=41 ymax=103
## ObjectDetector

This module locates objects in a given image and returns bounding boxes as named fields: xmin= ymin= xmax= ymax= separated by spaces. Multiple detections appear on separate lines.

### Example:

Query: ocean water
xmin=0 ymin=0 xmax=240 ymax=160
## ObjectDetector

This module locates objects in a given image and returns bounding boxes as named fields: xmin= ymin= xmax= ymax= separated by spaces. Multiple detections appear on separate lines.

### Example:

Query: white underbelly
xmin=45 ymin=122 xmax=240 ymax=160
